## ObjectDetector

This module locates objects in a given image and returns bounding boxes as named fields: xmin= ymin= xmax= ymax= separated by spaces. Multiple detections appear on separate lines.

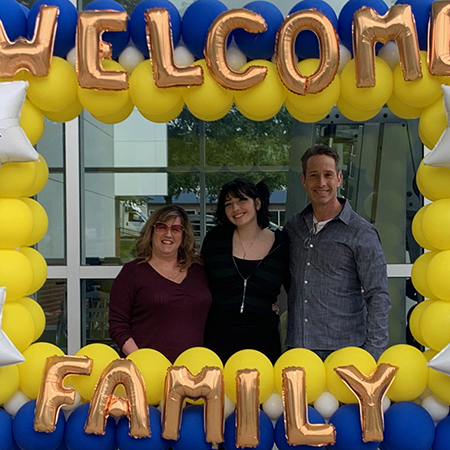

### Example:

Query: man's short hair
xmin=301 ymin=144 xmax=340 ymax=174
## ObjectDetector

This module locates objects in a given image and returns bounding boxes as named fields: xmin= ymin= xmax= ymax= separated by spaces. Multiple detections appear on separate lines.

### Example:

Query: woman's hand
xmin=122 ymin=337 xmax=139 ymax=356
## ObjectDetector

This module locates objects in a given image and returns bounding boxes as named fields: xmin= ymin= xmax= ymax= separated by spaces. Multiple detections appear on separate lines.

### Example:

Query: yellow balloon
xmin=337 ymin=97 xmax=381 ymax=122
xmin=387 ymin=92 xmax=422 ymax=119
xmin=416 ymin=160 xmax=450 ymax=202
xmin=274 ymin=348 xmax=325 ymax=403
xmin=43 ymin=97 xmax=83 ymax=123
xmin=20 ymin=197 xmax=49 ymax=246
xmin=18 ymin=342 xmax=64 ymax=399
xmin=411 ymin=206 xmax=438 ymax=251
xmin=22 ymin=154 xmax=49 ymax=197
xmin=25 ymin=56 xmax=78 ymax=112
xmin=16 ymin=297 xmax=46 ymax=341
xmin=378 ymin=344 xmax=428 ymax=401
xmin=418 ymin=97 xmax=446 ymax=150
xmin=0 ymin=365 xmax=20 ymax=404
xmin=139 ymin=99 xmax=184 ymax=124
xmin=94 ymin=99 xmax=134 ymax=124
xmin=224 ymin=349 xmax=274 ymax=404
xmin=67 ymin=343 xmax=119 ymax=401
xmin=181 ymin=59 xmax=233 ymax=121
xmin=19 ymin=247 xmax=47 ymax=295
xmin=427 ymin=250 xmax=450 ymax=300
xmin=411 ymin=251 xmax=438 ymax=299
xmin=0 ymin=199 xmax=33 ymax=248
xmin=234 ymin=60 xmax=286 ymax=121
xmin=78 ymin=60 xmax=130 ymax=117
xmin=339 ymin=57 xmax=393 ymax=111
xmin=2 ymin=301 xmax=35 ymax=352
xmin=393 ymin=51 xmax=443 ymax=108
xmin=428 ymin=366 xmax=450 ymax=404
xmin=0 ymin=250 xmax=33 ymax=301
xmin=286 ymin=58 xmax=340 ymax=115
xmin=409 ymin=300 xmax=435 ymax=347
xmin=129 ymin=60 xmax=182 ymax=116
xmin=0 ymin=161 xmax=36 ymax=198
xmin=420 ymin=300 xmax=450 ymax=351
xmin=20 ymin=99 xmax=44 ymax=145
xmin=325 ymin=347 xmax=376 ymax=404
xmin=127 ymin=348 xmax=171 ymax=405
xmin=285 ymin=98 xmax=330 ymax=123
xmin=421 ymin=199 xmax=450 ymax=250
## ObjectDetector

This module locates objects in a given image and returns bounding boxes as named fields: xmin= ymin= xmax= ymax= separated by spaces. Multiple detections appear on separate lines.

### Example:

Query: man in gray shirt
xmin=284 ymin=144 xmax=390 ymax=360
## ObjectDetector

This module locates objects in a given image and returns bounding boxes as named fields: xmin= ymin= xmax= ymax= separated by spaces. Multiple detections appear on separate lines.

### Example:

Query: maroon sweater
xmin=109 ymin=259 xmax=212 ymax=362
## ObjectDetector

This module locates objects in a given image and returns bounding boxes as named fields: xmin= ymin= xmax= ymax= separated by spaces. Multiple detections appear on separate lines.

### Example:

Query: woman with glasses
xmin=201 ymin=178 xmax=290 ymax=364
xmin=109 ymin=205 xmax=212 ymax=362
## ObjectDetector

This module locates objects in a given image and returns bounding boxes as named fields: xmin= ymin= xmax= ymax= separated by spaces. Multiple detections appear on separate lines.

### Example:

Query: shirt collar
xmin=302 ymin=198 xmax=352 ymax=226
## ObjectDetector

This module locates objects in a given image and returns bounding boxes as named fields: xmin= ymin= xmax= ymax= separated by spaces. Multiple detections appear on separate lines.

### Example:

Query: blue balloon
xmin=19 ymin=3 xmax=30 ymax=20
xmin=433 ymin=415 xmax=450 ymax=450
xmin=130 ymin=0 xmax=181 ymax=59
xmin=224 ymin=410 xmax=274 ymax=450
xmin=288 ymin=0 xmax=338 ymax=59
xmin=330 ymin=404 xmax=379 ymax=450
xmin=0 ymin=408 xmax=15 ymax=450
xmin=394 ymin=0 xmax=432 ymax=51
xmin=28 ymin=0 xmax=78 ymax=58
xmin=181 ymin=0 xmax=228 ymax=60
xmin=274 ymin=407 xmax=326 ymax=450
xmin=12 ymin=400 xmax=65 ymax=450
xmin=338 ymin=0 xmax=388 ymax=54
xmin=233 ymin=1 xmax=283 ymax=60
xmin=65 ymin=403 xmax=116 ymax=450
xmin=0 ymin=0 xmax=27 ymax=41
xmin=170 ymin=405 xmax=212 ymax=450
xmin=116 ymin=406 xmax=169 ymax=450
xmin=83 ymin=0 xmax=130 ymax=59
xmin=382 ymin=402 xmax=435 ymax=450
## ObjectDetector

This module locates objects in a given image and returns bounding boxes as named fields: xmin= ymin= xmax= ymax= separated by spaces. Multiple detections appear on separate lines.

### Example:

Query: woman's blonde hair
xmin=136 ymin=205 xmax=202 ymax=269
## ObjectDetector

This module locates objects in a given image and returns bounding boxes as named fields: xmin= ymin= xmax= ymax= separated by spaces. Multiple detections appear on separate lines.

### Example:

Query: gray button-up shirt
xmin=284 ymin=199 xmax=390 ymax=360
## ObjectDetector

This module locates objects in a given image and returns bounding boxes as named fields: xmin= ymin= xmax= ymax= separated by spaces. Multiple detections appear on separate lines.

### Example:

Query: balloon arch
xmin=2 ymin=0 xmax=450 ymax=449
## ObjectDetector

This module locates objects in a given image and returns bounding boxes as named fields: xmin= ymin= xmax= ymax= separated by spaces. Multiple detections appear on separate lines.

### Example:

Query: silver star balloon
xmin=428 ymin=342 xmax=450 ymax=376
xmin=0 ymin=287 xmax=25 ymax=367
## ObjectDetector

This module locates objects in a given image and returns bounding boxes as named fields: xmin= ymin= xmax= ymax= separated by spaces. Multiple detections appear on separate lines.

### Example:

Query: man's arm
xmin=355 ymin=227 xmax=391 ymax=360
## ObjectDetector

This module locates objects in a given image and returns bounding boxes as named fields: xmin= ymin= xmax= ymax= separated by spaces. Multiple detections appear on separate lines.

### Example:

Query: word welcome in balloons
xmin=2 ymin=3 xmax=450 ymax=95
xmin=33 ymin=355 xmax=397 ymax=448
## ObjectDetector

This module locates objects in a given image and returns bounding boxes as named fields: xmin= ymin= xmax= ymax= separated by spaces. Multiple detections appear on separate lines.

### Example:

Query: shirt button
xmin=310 ymin=244 xmax=313 ymax=248
xmin=306 ymin=262 xmax=310 ymax=266
xmin=304 ymin=318 xmax=308 ymax=322
xmin=304 ymin=280 xmax=308 ymax=284
xmin=304 ymin=299 xmax=308 ymax=303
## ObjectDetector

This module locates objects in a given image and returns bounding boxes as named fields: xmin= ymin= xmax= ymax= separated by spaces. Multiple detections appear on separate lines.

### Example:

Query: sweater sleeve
xmin=108 ymin=262 xmax=137 ymax=351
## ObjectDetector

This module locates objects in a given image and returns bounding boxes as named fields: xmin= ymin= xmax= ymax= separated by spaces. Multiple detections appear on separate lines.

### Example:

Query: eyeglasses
xmin=153 ymin=222 xmax=184 ymax=235
xmin=303 ymin=223 xmax=317 ymax=249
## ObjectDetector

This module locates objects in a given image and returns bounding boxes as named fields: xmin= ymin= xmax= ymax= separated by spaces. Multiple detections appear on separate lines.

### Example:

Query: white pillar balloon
xmin=119 ymin=46 xmax=145 ymax=74
xmin=262 ymin=392 xmax=283 ymax=420
xmin=173 ymin=45 xmax=195 ymax=67
xmin=378 ymin=40 xmax=400 ymax=71
xmin=313 ymin=391 xmax=339 ymax=420
xmin=2 ymin=390 xmax=29 ymax=416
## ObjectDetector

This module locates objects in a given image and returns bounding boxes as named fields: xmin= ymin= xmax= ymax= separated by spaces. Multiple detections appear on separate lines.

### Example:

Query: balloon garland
xmin=2 ymin=0 xmax=450 ymax=449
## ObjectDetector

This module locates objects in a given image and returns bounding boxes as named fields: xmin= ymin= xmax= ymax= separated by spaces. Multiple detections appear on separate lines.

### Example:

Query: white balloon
xmin=419 ymin=386 xmax=433 ymax=401
xmin=227 ymin=46 xmax=247 ymax=71
xmin=421 ymin=395 xmax=450 ymax=422
xmin=338 ymin=44 xmax=352 ymax=74
xmin=0 ymin=82 xmax=39 ymax=167
xmin=313 ymin=391 xmax=339 ymax=420
xmin=61 ymin=385 xmax=81 ymax=412
xmin=2 ymin=390 xmax=29 ymax=416
xmin=173 ymin=45 xmax=195 ymax=67
xmin=262 ymin=392 xmax=283 ymax=420
xmin=224 ymin=394 xmax=235 ymax=419
xmin=66 ymin=47 xmax=76 ymax=68
xmin=0 ymin=287 xmax=25 ymax=366
xmin=378 ymin=41 xmax=400 ymax=71
xmin=119 ymin=46 xmax=145 ymax=74
xmin=382 ymin=395 xmax=391 ymax=412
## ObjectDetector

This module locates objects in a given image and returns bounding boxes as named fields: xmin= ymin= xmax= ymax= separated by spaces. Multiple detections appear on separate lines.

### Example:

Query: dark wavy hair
xmin=136 ymin=205 xmax=201 ymax=269
xmin=301 ymin=144 xmax=340 ymax=174
xmin=215 ymin=178 xmax=271 ymax=228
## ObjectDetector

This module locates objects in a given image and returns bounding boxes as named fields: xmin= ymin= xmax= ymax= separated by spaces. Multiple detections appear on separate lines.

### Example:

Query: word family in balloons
xmin=2 ymin=3 xmax=450 ymax=95
xmin=33 ymin=355 xmax=397 ymax=448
